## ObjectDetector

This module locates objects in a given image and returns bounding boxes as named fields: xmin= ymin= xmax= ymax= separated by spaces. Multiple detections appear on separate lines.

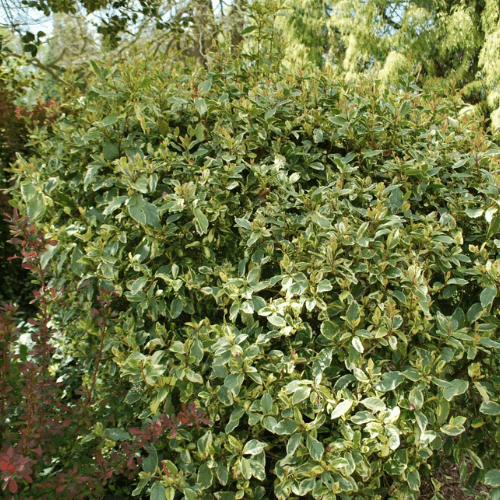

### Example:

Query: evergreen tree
xmin=279 ymin=0 xmax=500 ymax=130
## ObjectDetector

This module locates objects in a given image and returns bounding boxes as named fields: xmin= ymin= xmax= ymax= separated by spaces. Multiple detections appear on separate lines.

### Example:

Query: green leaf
xmin=197 ymin=431 xmax=213 ymax=457
xmin=125 ymin=391 xmax=142 ymax=404
xmin=25 ymin=192 xmax=46 ymax=220
xmin=329 ymin=115 xmax=347 ymax=126
xmin=104 ymin=428 xmax=131 ymax=441
xmin=131 ymin=175 xmax=149 ymax=193
xmin=408 ymin=470 xmax=420 ymax=491
xmin=23 ymin=43 xmax=37 ymax=55
xmin=247 ymin=268 xmax=260 ymax=285
xmin=448 ymin=278 xmax=468 ymax=285
xmin=265 ymin=108 xmax=276 ymax=121
xmin=489 ymin=488 xmax=500 ymax=500
xmin=217 ymin=463 xmax=229 ymax=485
xmin=321 ymin=320 xmax=338 ymax=339
xmin=480 ymin=401 xmax=500 ymax=415
xmin=151 ymin=482 xmax=166 ymax=500
xmin=193 ymin=207 xmax=209 ymax=234
xmin=89 ymin=59 xmax=102 ymax=76
xmin=306 ymin=435 xmax=324 ymax=461
xmin=194 ymin=98 xmax=207 ymax=115
xmin=168 ymin=96 xmax=188 ymax=105
xmin=143 ymin=445 xmax=158 ymax=473
xmin=186 ymin=369 xmax=203 ymax=384
xmin=243 ymin=439 xmax=267 ymax=455
xmin=241 ymin=458 xmax=265 ymax=481
xmin=466 ymin=449 xmax=484 ymax=470
xmin=352 ymin=336 xmax=364 ymax=353
xmin=311 ymin=212 xmax=331 ymax=228
xmin=317 ymin=279 xmax=333 ymax=292
xmin=400 ymin=99 xmax=412 ymax=117
xmin=409 ymin=388 xmax=424 ymax=409
xmin=287 ymin=433 xmax=302 ymax=456
xmin=103 ymin=142 xmax=119 ymax=160
xmin=467 ymin=303 xmax=483 ymax=323
xmin=292 ymin=386 xmax=311 ymax=404
xmin=127 ymin=194 xmax=161 ymax=229
xmin=346 ymin=301 xmax=360 ymax=322
xmin=331 ymin=399 xmax=353 ymax=419
xmin=162 ymin=460 xmax=178 ymax=475
xmin=197 ymin=463 xmax=213 ymax=488
xmin=350 ymin=411 xmax=375 ymax=424
xmin=433 ymin=235 xmax=455 ymax=244
xmin=170 ymin=297 xmax=183 ymax=319
xmin=225 ymin=373 xmax=243 ymax=391
xmin=443 ymin=379 xmax=468 ymax=401
xmin=485 ymin=470 xmax=500 ymax=486
xmin=375 ymin=372 xmax=405 ymax=392
xmin=102 ymin=114 xmax=120 ymax=126
xmin=241 ymin=457 xmax=253 ymax=480
xmin=392 ymin=290 xmax=407 ymax=304
xmin=274 ymin=419 xmax=298 ymax=435
xmin=362 ymin=150 xmax=383 ymax=158
xmin=190 ymin=340 xmax=204 ymax=364
xmin=241 ymin=25 xmax=258 ymax=35
xmin=466 ymin=208 xmax=484 ymax=218
xmin=261 ymin=393 xmax=273 ymax=413
xmin=361 ymin=397 xmax=386 ymax=412
xmin=481 ymin=286 xmax=497 ymax=308
xmin=198 ymin=78 xmax=212 ymax=94
xmin=129 ymin=276 xmax=148 ymax=295
xmin=235 ymin=218 xmax=252 ymax=230
xmin=479 ymin=338 xmax=500 ymax=349
xmin=268 ymin=314 xmax=286 ymax=327
xmin=312 ymin=348 xmax=333 ymax=385
xmin=132 ymin=477 xmax=149 ymax=496
xmin=313 ymin=128 xmax=323 ymax=143
xmin=103 ymin=195 xmax=128 ymax=215
xmin=263 ymin=416 xmax=278 ymax=432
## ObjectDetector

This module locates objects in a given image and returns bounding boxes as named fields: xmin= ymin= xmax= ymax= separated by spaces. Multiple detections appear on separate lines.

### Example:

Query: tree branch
xmin=8 ymin=51 xmax=65 ymax=81
xmin=378 ymin=5 xmax=402 ymax=31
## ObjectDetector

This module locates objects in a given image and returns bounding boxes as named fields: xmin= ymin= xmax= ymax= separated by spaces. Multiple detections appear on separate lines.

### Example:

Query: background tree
xmin=278 ymin=0 xmax=500 ymax=131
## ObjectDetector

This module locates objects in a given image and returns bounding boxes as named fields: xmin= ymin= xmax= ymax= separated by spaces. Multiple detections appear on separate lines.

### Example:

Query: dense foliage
xmin=0 ymin=70 xmax=60 ymax=316
xmin=4 ymin=45 xmax=500 ymax=500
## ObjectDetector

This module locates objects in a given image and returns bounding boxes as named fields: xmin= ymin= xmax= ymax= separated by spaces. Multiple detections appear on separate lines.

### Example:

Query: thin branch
xmin=30 ymin=58 xmax=64 ymax=81
xmin=45 ymin=47 xmax=68 ymax=68
xmin=116 ymin=20 xmax=147 ymax=56
xmin=378 ymin=5 xmax=402 ymax=31
xmin=7 ymin=51 xmax=65 ymax=81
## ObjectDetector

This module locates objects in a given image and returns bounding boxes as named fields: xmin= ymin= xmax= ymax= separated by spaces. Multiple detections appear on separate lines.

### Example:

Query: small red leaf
xmin=8 ymin=479 xmax=18 ymax=493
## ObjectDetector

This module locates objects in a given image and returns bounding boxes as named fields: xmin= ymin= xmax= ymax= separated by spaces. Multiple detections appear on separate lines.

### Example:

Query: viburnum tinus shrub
xmin=6 ymin=46 xmax=500 ymax=499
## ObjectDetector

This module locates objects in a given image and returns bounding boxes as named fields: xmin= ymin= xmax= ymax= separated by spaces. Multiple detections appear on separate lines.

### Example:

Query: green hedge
xmin=7 ymin=51 xmax=500 ymax=499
